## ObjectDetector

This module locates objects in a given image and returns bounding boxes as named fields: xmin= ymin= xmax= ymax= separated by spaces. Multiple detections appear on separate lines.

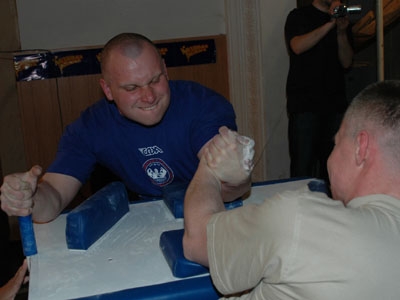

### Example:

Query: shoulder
xmin=169 ymin=80 xmax=224 ymax=99
xmin=82 ymin=98 xmax=114 ymax=116
xmin=209 ymin=186 xmax=310 ymax=232
xmin=169 ymin=80 xmax=232 ymax=109
xmin=287 ymin=5 xmax=318 ymax=21
xmin=258 ymin=185 xmax=338 ymax=224
xmin=84 ymin=98 xmax=116 ymax=120
xmin=287 ymin=5 xmax=309 ymax=17
xmin=67 ymin=98 xmax=116 ymax=131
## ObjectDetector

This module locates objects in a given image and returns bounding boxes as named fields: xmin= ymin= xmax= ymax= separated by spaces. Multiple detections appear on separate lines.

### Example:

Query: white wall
xmin=16 ymin=0 xmax=225 ymax=49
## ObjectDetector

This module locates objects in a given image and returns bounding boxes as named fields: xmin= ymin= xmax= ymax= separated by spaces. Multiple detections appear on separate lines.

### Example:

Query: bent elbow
xmin=182 ymin=231 xmax=209 ymax=267
xmin=291 ymin=46 xmax=303 ymax=55
xmin=182 ymin=232 xmax=196 ymax=262
xmin=290 ymin=38 xmax=305 ymax=55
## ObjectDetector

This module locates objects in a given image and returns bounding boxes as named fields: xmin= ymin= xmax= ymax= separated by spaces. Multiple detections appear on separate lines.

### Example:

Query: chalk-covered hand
xmin=204 ymin=126 xmax=254 ymax=185
xmin=0 ymin=165 xmax=42 ymax=216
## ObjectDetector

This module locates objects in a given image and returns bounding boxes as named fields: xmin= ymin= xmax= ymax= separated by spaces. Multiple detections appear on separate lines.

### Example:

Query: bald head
xmin=344 ymin=80 xmax=400 ymax=167
xmin=345 ymin=81 xmax=400 ymax=133
xmin=100 ymin=33 xmax=161 ymax=77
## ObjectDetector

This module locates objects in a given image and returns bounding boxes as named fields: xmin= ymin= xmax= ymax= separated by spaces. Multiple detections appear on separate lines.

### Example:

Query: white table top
xmin=28 ymin=178 xmax=311 ymax=300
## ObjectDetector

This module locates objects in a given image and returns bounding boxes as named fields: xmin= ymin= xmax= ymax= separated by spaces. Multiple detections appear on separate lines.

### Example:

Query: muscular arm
xmin=32 ymin=173 xmax=82 ymax=223
xmin=183 ymin=157 xmax=224 ymax=267
xmin=184 ymin=126 xmax=254 ymax=266
xmin=0 ymin=166 xmax=82 ymax=223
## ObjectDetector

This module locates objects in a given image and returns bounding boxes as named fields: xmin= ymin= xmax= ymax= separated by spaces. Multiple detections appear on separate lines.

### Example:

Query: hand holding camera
xmin=332 ymin=4 xmax=362 ymax=18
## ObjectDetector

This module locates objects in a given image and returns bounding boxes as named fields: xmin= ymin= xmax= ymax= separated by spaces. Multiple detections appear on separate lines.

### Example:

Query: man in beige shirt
xmin=183 ymin=80 xmax=400 ymax=299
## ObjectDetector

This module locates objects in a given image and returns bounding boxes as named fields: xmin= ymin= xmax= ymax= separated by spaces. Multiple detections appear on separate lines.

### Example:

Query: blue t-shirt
xmin=47 ymin=80 xmax=237 ymax=197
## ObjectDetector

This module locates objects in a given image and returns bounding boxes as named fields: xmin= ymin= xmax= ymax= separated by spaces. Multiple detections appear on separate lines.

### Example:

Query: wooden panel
xmin=0 ymin=55 xmax=27 ymax=177
xmin=0 ymin=0 xmax=25 ymax=179
xmin=57 ymin=74 xmax=104 ymax=127
xmin=16 ymin=79 xmax=63 ymax=170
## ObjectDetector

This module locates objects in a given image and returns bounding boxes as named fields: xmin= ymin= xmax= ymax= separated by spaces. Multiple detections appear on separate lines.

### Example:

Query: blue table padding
xmin=307 ymin=179 xmax=329 ymax=195
xmin=160 ymin=228 xmax=209 ymax=278
xmin=162 ymin=182 xmax=188 ymax=219
xmin=224 ymin=198 xmax=243 ymax=210
xmin=66 ymin=182 xmax=129 ymax=250
xmin=72 ymin=275 xmax=220 ymax=300
xmin=163 ymin=182 xmax=243 ymax=218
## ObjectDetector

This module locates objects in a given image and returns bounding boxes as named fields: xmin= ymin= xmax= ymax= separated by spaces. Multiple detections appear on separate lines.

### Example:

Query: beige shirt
xmin=207 ymin=185 xmax=400 ymax=300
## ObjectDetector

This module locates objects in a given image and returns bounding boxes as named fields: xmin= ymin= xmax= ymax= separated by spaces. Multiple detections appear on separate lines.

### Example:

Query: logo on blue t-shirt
xmin=138 ymin=146 xmax=164 ymax=156
xmin=143 ymin=158 xmax=174 ymax=187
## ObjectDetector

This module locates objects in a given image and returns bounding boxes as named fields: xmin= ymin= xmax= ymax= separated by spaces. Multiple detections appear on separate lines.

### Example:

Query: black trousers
xmin=288 ymin=111 xmax=343 ymax=183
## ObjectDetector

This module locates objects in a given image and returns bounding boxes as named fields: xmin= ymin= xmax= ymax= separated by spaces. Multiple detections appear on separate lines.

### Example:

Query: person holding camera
xmin=285 ymin=0 xmax=353 ymax=185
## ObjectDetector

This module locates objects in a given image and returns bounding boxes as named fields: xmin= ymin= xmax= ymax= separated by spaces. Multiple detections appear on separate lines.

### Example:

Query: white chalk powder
xmin=29 ymin=179 xmax=311 ymax=300
xmin=236 ymin=135 xmax=255 ymax=174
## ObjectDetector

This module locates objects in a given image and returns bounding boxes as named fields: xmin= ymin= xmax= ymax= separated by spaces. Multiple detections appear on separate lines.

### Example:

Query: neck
xmin=312 ymin=0 xmax=330 ymax=13
xmin=347 ymin=167 xmax=400 ymax=205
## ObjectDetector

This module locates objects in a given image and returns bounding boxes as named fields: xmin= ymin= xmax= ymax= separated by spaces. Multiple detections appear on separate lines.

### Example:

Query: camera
xmin=332 ymin=4 xmax=362 ymax=18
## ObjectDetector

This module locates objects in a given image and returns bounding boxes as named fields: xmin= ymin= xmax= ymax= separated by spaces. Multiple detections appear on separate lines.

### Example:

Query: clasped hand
xmin=204 ymin=126 xmax=255 ymax=185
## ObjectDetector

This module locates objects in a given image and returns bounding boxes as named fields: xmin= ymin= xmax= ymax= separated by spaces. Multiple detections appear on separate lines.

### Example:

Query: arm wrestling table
xmin=28 ymin=178 xmax=311 ymax=300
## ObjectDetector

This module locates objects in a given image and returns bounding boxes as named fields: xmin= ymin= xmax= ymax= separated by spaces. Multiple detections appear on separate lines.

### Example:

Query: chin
xmin=122 ymin=109 xmax=166 ymax=126
xmin=138 ymin=114 xmax=165 ymax=127
xmin=142 ymin=119 xmax=162 ymax=127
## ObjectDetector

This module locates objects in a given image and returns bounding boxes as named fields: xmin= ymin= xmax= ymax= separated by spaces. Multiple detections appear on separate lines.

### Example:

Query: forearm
xmin=337 ymin=31 xmax=353 ymax=69
xmin=32 ymin=173 xmax=81 ymax=223
xmin=31 ymin=180 xmax=64 ymax=223
xmin=184 ymin=126 xmax=254 ymax=265
xmin=290 ymin=21 xmax=335 ymax=55
xmin=221 ymin=176 xmax=251 ymax=202
xmin=183 ymin=159 xmax=225 ymax=267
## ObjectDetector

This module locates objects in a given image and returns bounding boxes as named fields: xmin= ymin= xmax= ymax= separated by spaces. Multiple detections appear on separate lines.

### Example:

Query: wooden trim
xmin=225 ymin=0 xmax=268 ymax=182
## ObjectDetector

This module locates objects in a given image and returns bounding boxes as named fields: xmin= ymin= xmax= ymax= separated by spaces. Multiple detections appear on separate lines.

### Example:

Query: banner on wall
xmin=14 ymin=39 xmax=216 ymax=82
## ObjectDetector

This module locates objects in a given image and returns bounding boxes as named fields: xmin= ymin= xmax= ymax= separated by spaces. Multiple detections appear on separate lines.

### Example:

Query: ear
xmin=99 ymin=78 xmax=113 ymax=101
xmin=162 ymin=59 xmax=169 ymax=80
xmin=355 ymin=130 xmax=369 ymax=166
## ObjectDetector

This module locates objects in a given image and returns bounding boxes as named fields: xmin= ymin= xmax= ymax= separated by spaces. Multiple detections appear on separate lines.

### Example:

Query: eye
xmin=150 ymin=73 xmax=163 ymax=85
xmin=124 ymin=85 xmax=138 ymax=92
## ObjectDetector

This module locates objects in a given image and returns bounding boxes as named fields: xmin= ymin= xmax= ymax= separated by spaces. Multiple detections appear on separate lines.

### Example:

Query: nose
xmin=140 ymin=85 xmax=156 ymax=103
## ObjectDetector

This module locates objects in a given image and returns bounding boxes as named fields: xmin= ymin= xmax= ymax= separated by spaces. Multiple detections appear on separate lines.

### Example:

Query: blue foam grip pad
xmin=160 ymin=229 xmax=209 ymax=278
xmin=307 ymin=179 xmax=329 ymax=195
xmin=66 ymin=181 xmax=129 ymax=250
xmin=162 ymin=182 xmax=188 ymax=219
xmin=163 ymin=182 xmax=243 ymax=218
xmin=72 ymin=275 xmax=220 ymax=300
xmin=224 ymin=198 xmax=243 ymax=210
xmin=18 ymin=215 xmax=38 ymax=256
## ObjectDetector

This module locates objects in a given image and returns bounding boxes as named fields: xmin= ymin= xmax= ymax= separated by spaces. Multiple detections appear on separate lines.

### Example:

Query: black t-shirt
xmin=285 ymin=5 xmax=350 ymax=113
